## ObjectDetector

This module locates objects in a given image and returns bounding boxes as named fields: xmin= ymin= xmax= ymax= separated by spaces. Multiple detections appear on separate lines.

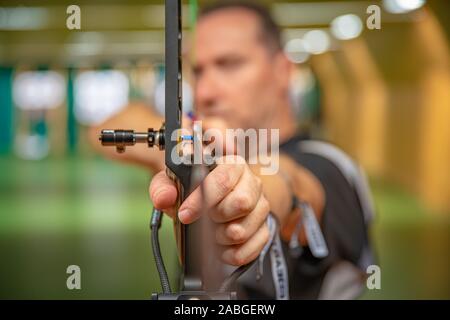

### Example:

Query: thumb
xmin=149 ymin=170 xmax=178 ymax=219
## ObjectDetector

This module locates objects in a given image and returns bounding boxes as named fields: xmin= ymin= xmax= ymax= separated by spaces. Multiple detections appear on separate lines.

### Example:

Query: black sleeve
xmin=280 ymin=150 xmax=369 ymax=298
xmin=295 ymin=154 xmax=367 ymax=263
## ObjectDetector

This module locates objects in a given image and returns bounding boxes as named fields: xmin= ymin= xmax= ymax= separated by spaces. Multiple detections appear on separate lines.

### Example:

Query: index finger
xmin=178 ymin=159 xmax=245 ymax=224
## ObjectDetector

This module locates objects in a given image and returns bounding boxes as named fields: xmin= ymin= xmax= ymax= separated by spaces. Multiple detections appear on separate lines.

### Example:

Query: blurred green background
xmin=0 ymin=0 xmax=449 ymax=299
xmin=0 ymin=156 xmax=448 ymax=299
xmin=0 ymin=156 xmax=180 ymax=299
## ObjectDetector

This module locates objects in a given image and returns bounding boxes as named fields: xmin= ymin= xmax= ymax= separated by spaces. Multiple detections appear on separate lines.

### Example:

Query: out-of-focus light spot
xmin=13 ymin=71 xmax=66 ymax=110
xmin=284 ymin=39 xmax=310 ymax=64
xmin=74 ymin=70 xmax=129 ymax=125
xmin=383 ymin=0 xmax=426 ymax=14
xmin=15 ymin=134 xmax=49 ymax=160
xmin=330 ymin=14 xmax=363 ymax=40
xmin=0 ymin=7 xmax=48 ymax=30
xmin=303 ymin=30 xmax=330 ymax=55
xmin=154 ymin=80 xmax=193 ymax=116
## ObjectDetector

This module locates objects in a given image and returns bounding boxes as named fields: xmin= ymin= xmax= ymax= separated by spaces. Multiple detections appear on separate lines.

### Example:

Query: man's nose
xmin=195 ymin=72 xmax=220 ymax=109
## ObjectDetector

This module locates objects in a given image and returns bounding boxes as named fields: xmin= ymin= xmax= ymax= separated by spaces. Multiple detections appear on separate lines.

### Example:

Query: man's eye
xmin=218 ymin=58 xmax=244 ymax=71
xmin=193 ymin=67 xmax=203 ymax=78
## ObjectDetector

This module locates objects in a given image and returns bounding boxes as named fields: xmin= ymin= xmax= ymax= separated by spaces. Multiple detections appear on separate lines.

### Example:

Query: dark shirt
xmin=234 ymin=134 xmax=372 ymax=299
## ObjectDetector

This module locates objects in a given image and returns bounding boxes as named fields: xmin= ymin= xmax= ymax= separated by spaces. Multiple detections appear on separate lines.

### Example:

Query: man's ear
xmin=273 ymin=51 xmax=294 ymax=94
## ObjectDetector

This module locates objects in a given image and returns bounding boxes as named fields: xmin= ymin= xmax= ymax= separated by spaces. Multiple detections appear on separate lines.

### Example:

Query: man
xmin=90 ymin=1 xmax=374 ymax=299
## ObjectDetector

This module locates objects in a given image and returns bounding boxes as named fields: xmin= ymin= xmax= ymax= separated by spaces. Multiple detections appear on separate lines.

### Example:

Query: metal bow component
xmin=98 ymin=0 xmax=235 ymax=300
xmin=99 ymin=127 xmax=165 ymax=153
xmin=98 ymin=0 xmax=289 ymax=300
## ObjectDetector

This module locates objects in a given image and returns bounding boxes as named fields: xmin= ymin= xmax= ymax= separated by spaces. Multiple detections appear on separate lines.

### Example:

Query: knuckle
xmin=214 ymin=170 xmax=233 ymax=194
xmin=226 ymin=223 xmax=247 ymax=243
xmin=222 ymin=155 xmax=246 ymax=172
xmin=234 ymin=193 xmax=253 ymax=213
xmin=232 ymin=249 xmax=247 ymax=266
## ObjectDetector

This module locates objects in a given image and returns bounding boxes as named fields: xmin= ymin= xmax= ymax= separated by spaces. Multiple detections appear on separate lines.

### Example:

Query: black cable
xmin=150 ymin=208 xmax=172 ymax=294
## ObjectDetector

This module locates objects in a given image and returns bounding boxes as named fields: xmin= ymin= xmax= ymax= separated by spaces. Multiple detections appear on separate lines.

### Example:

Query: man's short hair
xmin=199 ymin=1 xmax=282 ymax=54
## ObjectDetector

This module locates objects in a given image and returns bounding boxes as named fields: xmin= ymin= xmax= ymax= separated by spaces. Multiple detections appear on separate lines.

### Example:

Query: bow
xmin=98 ymin=0 xmax=289 ymax=300
xmin=98 ymin=0 xmax=238 ymax=300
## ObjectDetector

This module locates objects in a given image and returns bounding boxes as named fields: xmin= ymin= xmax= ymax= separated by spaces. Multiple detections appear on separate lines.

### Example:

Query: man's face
xmin=192 ymin=9 xmax=288 ymax=130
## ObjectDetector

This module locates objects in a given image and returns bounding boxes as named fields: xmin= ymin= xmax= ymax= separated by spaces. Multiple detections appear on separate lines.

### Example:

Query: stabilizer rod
xmin=99 ymin=127 xmax=165 ymax=153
